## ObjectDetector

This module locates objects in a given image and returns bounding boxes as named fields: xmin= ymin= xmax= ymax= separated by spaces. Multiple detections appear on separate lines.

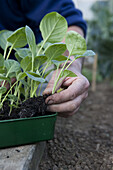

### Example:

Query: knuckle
xmin=51 ymin=93 xmax=60 ymax=102
xmin=85 ymin=79 xmax=90 ymax=89
xmin=70 ymin=92 xmax=76 ymax=100
xmin=70 ymin=103 xmax=76 ymax=112
xmin=75 ymin=101 xmax=80 ymax=108
xmin=66 ymin=110 xmax=78 ymax=117
xmin=47 ymin=105 xmax=56 ymax=112
xmin=83 ymin=92 xmax=88 ymax=100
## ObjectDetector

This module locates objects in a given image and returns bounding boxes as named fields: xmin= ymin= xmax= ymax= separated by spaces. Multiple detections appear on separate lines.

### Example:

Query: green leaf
xmin=0 ymin=103 xmax=3 ymax=109
xmin=52 ymin=60 xmax=65 ymax=67
xmin=8 ymin=94 xmax=18 ymax=102
xmin=15 ymin=52 xmax=22 ymax=63
xmin=34 ymin=55 xmax=47 ymax=67
xmin=0 ymin=75 xmax=9 ymax=80
xmin=0 ymin=67 xmax=6 ymax=74
xmin=36 ymin=41 xmax=53 ymax=54
xmin=40 ymin=12 xmax=68 ymax=43
xmin=51 ymin=55 xmax=68 ymax=67
xmin=25 ymin=26 xmax=36 ymax=56
xmin=15 ymin=48 xmax=32 ymax=58
xmin=0 ymin=30 xmax=13 ymax=50
xmin=0 ymin=53 xmax=4 ymax=67
xmin=4 ymin=59 xmax=21 ymax=75
xmin=65 ymin=31 xmax=87 ymax=56
xmin=75 ymin=50 xmax=95 ymax=59
xmin=82 ymin=50 xmax=95 ymax=56
xmin=20 ymin=56 xmax=32 ymax=72
xmin=45 ymin=43 xmax=66 ymax=60
xmin=8 ymin=72 xmax=17 ymax=79
xmin=26 ymin=72 xmax=45 ymax=83
xmin=36 ymin=69 xmax=40 ymax=76
xmin=44 ymin=68 xmax=55 ymax=78
xmin=53 ymin=55 xmax=68 ymax=61
xmin=7 ymin=27 xmax=27 ymax=48
xmin=19 ymin=86 xmax=25 ymax=96
xmin=61 ymin=70 xmax=77 ymax=78
xmin=20 ymin=79 xmax=28 ymax=88
xmin=0 ymin=86 xmax=7 ymax=94
xmin=17 ymin=72 xmax=26 ymax=81
xmin=9 ymin=104 xmax=19 ymax=108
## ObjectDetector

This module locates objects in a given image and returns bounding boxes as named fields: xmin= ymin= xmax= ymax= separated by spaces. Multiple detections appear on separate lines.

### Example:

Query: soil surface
xmin=0 ymin=95 xmax=49 ymax=120
xmin=39 ymin=82 xmax=113 ymax=170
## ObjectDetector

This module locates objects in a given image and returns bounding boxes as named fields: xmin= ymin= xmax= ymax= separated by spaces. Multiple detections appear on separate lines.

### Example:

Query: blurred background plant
xmin=73 ymin=0 xmax=113 ymax=83
xmin=87 ymin=0 xmax=113 ymax=80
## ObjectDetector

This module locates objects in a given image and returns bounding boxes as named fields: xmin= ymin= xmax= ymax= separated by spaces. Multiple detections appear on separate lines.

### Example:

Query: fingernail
xmin=47 ymin=100 xmax=54 ymax=104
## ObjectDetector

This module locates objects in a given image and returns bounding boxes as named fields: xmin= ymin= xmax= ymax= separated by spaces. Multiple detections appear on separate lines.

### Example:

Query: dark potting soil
xmin=0 ymin=95 xmax=52 ymax=120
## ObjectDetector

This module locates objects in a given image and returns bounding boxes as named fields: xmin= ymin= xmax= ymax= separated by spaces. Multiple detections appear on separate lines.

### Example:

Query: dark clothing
xmin=0 ymin=0 xmax=87 ymax=43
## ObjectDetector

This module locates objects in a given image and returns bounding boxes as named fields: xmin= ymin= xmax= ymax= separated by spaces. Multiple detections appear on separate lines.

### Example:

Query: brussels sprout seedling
xmin=0 ymin=12 xmax=95 ymax=114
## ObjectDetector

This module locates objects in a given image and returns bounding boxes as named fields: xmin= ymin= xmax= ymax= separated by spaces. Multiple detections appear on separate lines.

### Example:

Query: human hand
xmin=43 ymin=71 xmax=90 ymax=118
xmin=0 ymin=77 xmax=16 ymax=90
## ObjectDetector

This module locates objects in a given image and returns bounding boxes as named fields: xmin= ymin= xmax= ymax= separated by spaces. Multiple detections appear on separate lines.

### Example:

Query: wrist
xmin=68 ymin=58 xmax=83 ymax=75
xmin=67 ymin=26 xmax=84 ymax=37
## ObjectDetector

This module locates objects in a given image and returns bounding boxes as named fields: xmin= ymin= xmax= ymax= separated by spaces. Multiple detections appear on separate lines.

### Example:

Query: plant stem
xmin=65 ymin=58 xmax=76 ymax=70
xmin=41 ymin=61 xmax=50 ymax=77
xmin=0 ymin=94 xmax=2 ymax=102
xmin=52 ymin=55 xmax=70 ymax=94
xmin=1 ymin=80 xmax=18 ymax=106
xmin=25 ymin=78 xmax=30 ymax=100
xmin=37 ymin=40 xmax=46 ymax=55
xmin=32 ymin=54 xmax=34 ymax=72
xmin=30 ymin=80 xmax=34 ymax=97
xmin=15 ymin=81 xmax=22 ymax=106
xmin=1 ymin=69 xmax=11 ymax=87
xmin=38 ymin=83 xmax=43 ymax=96
xmin=3 ymin=43 xmax=8 ymax=59
xmin=6 ymin=44 xmax=14 ymax=60
xmin=55 ymin=76 xmax=65 ymax=92
xmin=30 ymin=52 xmax=35 ymax=97
xmin=52 ymin=66 xmax=59 ymax=94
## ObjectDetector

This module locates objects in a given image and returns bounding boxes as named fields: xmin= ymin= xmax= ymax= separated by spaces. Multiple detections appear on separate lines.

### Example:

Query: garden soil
xmin=39 ymin=82 xmax=113 ymax=170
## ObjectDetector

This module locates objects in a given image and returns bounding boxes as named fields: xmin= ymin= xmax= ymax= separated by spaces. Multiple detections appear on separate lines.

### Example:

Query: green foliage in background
xmin=82 ymin=68 xmax=103 ymax=83
xmin=87 ymin=1 xmax=113 ymax=80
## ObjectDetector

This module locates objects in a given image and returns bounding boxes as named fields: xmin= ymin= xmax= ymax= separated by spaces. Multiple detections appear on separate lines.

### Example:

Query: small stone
xmin=53 ymin=165 xmax=58 ymax=170
xmin=71 ymin=160 xmax=75 ymax=166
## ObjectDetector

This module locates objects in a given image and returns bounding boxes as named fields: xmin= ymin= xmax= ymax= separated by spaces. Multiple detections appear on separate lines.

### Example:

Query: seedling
xmin=0 ymin=12 xmax=95 ymax=114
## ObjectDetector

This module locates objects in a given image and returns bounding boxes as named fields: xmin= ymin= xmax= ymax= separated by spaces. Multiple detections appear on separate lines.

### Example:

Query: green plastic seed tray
xmin=0 ymin=113 xmax=57 ymax=149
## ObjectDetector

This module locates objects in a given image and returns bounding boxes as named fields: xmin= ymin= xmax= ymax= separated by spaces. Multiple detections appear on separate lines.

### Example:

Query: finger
xmin=47 ymin=91 xmax=88 ymax=113
xmin=46 ymin=78 xmax=89 ymax=104
xmin=43 ymin=79 xmax=53 ymax=95
xmin=11 ymin=77 xmax=16 ymax=84
xmin=62 ymin=77 xmax=77 ymax=86
xmin=58 ymin=106 xmax=80 ymax=118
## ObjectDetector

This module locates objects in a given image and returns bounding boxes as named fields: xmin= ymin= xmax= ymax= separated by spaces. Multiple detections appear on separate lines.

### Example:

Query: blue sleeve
xmin=58 ymin=0 xmax=87 ymax=37
xmin=21 ymin=0 xmax=87 ymax=38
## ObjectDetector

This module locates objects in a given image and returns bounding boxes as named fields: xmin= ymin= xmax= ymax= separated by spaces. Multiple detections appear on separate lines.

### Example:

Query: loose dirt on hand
xmin=39 ymin=82 xmax=113 ymax=170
